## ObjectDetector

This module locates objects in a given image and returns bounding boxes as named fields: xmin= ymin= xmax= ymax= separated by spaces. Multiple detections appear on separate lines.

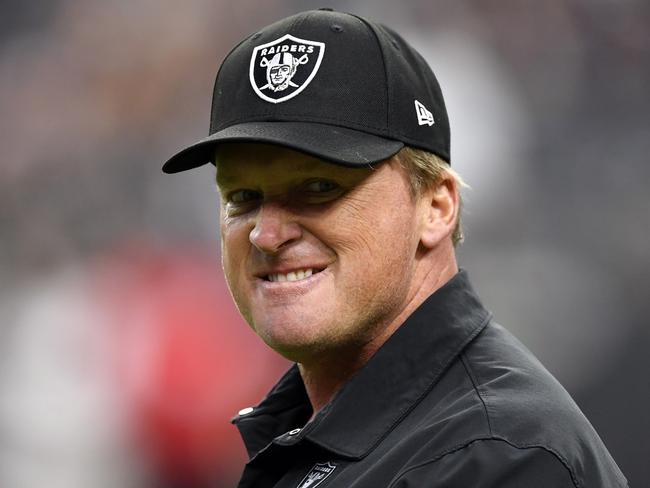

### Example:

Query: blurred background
xmin=1 ymin=0 xmax=648 ymax=486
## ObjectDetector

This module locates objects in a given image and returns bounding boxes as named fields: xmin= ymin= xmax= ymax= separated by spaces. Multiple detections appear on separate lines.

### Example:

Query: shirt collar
xmin=234 ymin=270 xmax=491 ymax=460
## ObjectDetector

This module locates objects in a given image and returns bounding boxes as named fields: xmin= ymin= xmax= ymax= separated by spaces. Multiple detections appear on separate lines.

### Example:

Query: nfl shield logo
xmin=296 ymin=461 xmax=337 ymax=488
xmin=249 ymin=34 xmax=325 ymax=104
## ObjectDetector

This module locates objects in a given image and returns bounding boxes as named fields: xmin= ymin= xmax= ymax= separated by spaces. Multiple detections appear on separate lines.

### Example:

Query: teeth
xmin=268 ymin=269 xmax=315 ymax=282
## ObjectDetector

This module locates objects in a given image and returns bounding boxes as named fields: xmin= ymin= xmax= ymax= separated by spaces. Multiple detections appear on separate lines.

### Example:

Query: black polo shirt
xmin=232 ymin=271 xmax=627 ymax=487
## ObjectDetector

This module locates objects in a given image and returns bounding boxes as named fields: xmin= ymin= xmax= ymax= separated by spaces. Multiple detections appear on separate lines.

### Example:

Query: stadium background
xmin=1 ymin=0 xmax=648 ymax=486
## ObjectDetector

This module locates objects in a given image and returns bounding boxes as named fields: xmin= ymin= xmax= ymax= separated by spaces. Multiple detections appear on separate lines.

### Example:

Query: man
xmin=162 ymin=8 xmax=627 ymax=488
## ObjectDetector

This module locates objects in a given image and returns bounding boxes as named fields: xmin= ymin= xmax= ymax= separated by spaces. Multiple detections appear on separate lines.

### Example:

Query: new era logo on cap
xmin=414 ymin=100 xmax=435 ymax=126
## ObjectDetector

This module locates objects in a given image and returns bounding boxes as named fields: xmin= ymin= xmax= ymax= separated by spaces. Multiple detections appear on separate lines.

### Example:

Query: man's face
xmin=216 ymin=144 xmax=427 ymax=361
xmin=269 ymin=64 xmax=291 ymax=85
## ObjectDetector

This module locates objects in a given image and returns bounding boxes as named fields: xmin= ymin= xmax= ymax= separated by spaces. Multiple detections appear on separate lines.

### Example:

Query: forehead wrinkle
xmin=217 ymin=156 xmax=341 ymax=186
xmin=215 ymin=144 xmax=379 ymax=192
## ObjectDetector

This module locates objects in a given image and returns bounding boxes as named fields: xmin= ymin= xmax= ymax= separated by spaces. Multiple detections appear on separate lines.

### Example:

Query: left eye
xmin=228 ymin=189 xmax=262 ymax=204
xmin=305 ymin=180 xmax=340 ymax=193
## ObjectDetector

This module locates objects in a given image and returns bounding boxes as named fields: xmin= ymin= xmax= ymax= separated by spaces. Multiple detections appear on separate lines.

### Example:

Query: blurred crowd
xmin=1 ymin=0 xmax=648 ymax=486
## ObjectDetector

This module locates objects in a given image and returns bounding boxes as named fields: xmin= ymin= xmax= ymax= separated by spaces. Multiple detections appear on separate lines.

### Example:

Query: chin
xmin=254 ymin=318 xmax=338 ymax=361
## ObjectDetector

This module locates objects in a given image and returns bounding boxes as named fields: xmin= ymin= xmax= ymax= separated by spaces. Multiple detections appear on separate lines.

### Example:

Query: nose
xmin=249 ymin=202 xmax=302 ymax=254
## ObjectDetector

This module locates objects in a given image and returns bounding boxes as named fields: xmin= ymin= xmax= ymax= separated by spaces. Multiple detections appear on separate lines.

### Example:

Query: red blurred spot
xmin=91 ymin=243 xmax=289 ymax=486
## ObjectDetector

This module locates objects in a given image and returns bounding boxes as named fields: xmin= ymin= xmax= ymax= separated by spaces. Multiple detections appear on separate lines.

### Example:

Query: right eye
xmin=228 ymin=189 xmax=262 ymax=204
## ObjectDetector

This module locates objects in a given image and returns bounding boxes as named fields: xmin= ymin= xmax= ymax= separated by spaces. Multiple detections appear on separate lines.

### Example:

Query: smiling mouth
xmin=265 ymin=268 xmax=324 ymax=283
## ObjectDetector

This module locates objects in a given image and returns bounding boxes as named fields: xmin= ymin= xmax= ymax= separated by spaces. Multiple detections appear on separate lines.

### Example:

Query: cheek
xmin=220 ymin=227 xmax=257 ymax=327
xmin=327 ymin=196 xmax=418 ymax=258
xmin=220 ymin=221 xmax=249 ymax=286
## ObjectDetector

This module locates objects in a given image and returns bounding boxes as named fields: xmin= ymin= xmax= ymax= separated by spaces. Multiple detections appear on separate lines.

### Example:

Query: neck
xmin=298 ymin=348 xmax=373 ymax=418
xmin=299 ymin=253 xmax=458 ymax=416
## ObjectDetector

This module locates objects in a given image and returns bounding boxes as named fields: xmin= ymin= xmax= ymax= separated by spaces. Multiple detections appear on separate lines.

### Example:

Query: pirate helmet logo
xmin=261 ymin=52 xmax=309 ymax=93
xmin=249 ymin=34 xmax=325 ymax=104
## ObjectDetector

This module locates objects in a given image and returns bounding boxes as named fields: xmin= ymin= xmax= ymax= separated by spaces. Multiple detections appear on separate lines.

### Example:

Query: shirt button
xmin=288 ymin=428 xmax=301 ymax=435
xmin=238 ymin=407 xmax=254 ymax=416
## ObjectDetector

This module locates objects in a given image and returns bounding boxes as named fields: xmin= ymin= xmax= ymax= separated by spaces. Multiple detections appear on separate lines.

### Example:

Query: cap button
xmin=318 ymin=7 xmax=334 ymax=11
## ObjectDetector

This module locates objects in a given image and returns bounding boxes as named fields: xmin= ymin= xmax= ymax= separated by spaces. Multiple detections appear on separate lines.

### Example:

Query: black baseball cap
xmin=162 ymin=8 xmax=450 ymax=173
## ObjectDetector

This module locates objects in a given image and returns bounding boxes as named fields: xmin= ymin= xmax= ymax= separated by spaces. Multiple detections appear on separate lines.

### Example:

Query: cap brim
xmin=162 ymin=122 xmax=404 ymax=174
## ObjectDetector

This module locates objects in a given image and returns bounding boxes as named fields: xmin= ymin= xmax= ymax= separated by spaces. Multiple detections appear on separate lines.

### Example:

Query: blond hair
xmin=395 ymin=146 xmax=467 ymax=246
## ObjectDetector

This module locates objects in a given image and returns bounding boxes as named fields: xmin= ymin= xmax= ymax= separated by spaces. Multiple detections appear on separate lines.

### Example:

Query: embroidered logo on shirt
xmin=296 ymin=461 xmax=337 ymax=488
xmin=249 ymin=34 xmax=325 ymax=104
xmin=414 ymin=99 xmax=435 ymax=126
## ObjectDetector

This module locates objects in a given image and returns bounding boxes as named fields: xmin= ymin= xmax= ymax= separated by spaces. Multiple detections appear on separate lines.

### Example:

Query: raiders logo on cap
xmin=249 ymin=34 xmax=325 ymax=104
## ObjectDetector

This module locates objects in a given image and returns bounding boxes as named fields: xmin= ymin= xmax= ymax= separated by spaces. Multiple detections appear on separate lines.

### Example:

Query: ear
xmin=418 ymin=175 xmax=460 ymax=249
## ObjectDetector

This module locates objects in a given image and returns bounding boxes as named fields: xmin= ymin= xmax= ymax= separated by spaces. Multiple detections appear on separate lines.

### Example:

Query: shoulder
xmin=388 ymin=321 xmax=627 ymax=488
xmin=390 ymin=437 xmax=577 ymax=488
xmin=442 ymin=321 xmax=628 ymax=488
